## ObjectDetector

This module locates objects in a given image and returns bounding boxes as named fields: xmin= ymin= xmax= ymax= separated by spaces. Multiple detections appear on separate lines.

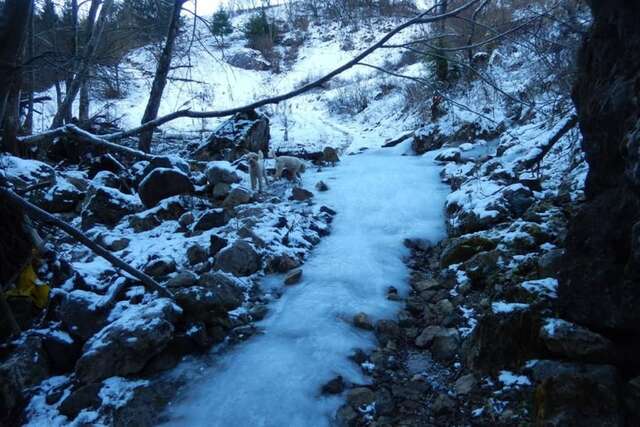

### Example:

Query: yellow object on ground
xmin=5 ymin=263 xmax=50 ymax=309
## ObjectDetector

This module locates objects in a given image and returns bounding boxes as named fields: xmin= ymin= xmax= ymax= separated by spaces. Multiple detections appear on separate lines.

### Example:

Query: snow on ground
xmin=161 ymin=142 xmax=448 ymax=426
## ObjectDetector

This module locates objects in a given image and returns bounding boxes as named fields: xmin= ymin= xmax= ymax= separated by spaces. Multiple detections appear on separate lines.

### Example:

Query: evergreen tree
xmin=211 ymin=7 xmax=233 ymax=44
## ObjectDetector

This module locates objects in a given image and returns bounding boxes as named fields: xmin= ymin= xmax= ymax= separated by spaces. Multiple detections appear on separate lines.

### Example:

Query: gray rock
xmin=440 ymin=235 xmax=497 ymax=267
xmin=416 ymin=326 xmax=459 ymax=360
xmin=138 ymin=168 xmax=194 ymax=208
xmin=540 ymin=318 xmax=615 ymax=363
xmin=432 ymin=393 xmax=456 ymax=414
xmin=250 ymin=304 xmax=268 ymax=321
xmin=58 ymin=290 xmax=110 ymax=340
xmin=144 ymin=257 xmax=176 ymax=278
xmin=212 ymin=182 xmax=232 ymax=198
xmin=214 ymin=240 xmax=261 ymax=276
xmin=199 ymin=272 xmax=245 ymax=311
xmin=269 ymin=254 xmax=300 ymax=273
xmin=206 ymin=163 xmax=241 ymax=185
xmin=435 ymin=148 xmax=462 ymax=163
xmin=538 ymin=248 xmax=564 ymax=277
xmin=535 ymin=362 xmax=621 ymax=426
xmin=81 ymin=187 xmax=141 ymax=229
xmin=226 ymin=49 xmax=270 ymax=71
xmin=91 ymin=170 xmax=123 ymax=190
xmin=210 ymin=235 xmax=229 ymax=256
xmin=193 ymin=209 xmax=230 ymax=231
xmin=284 ymin=268 xmax=303 ymax=285
xmin=38 ymin=329 xmax=80 ymax=373
xmin=186 ymin=244 xmax=209 ymax=265
xmin=321 ymin=376 xmax=345 ymax=395
xmin=290 ymin=187 xmax=313 ymax=201
xmin=502 ymin=184 xmax=535 ymax=217
xmin=0 ymin=336 xmax=50 ymax=416
xmin=353 ymin=312 xmax=374 ymax=331
xmin=346 ymin=387 xmax=375 ymax=409
xmin=335 ymin=404 xmax=358 ymax=427
xmin=58 ymin=383 xmax=101 ymax=419
xmin=454 ymin=373 xmax=477 ymax=395
xmin=412 ymin=125 xmax=446 ymax=154
xmin=143 ymin=155 xmax=190 ymax=177
xmin=322 ymin=147 xmax=340 ymax=165
xmin=166 ymin=270 xmax=198 ymax=288
xmin=193 ymin=111 xmax=270 ymax=162
xmin=40 ymin=181 xmax=85 ymax=213
xmin=223 ymin=186 xmax=253 ymax=208
xmin=97 ymin=234 xmax=130 ymax=252
xmin=315 ymin=181 xmax=329 ymax=192
xmin=75 ymin=299 xmax=181 ymax=383
xmin=178 ymin=212 xmax=194 ymax=228
xmin=375 ymin=320 xmax=401 ymax=346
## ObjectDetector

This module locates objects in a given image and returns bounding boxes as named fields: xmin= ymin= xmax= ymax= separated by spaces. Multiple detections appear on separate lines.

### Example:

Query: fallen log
xmin=0 ymin=186 xmax=174 ymax=300
xmin=519 ymin=114 xmax=578 ymax=170
xmin=382 ymin=131 xmax=415 ymax=148
xmin=22 ymin=124 xmax=156 ymax=161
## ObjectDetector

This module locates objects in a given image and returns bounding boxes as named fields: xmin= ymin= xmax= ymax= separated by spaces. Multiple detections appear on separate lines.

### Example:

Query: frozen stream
xmin=162 ymin=143 xmax=448 ymax=426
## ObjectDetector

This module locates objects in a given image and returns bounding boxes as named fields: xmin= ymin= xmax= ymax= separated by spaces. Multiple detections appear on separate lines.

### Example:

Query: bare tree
xmin=138 ymin=0 xmax=188 ymax=153
xmin=50 ymin=0 xmax=114 ymax=128
xmin=0 ymin=0 xmax=34 ymax=155
xmin=78 ymin=0 xmax=102 ymax=123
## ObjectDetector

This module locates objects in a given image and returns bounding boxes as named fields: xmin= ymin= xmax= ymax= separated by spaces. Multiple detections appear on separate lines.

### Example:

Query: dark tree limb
xmin=23 ymin=124 xmax=156 ymax=161
xmin=0 ymin=187 xmax=174 ymax=300
xmin=519 ymin=114 xmax=578 ymax=170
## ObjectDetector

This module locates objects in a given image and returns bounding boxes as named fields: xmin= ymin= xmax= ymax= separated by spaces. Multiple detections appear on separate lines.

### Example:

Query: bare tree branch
xmin=0 ymin=186 xmax=174 ymax=299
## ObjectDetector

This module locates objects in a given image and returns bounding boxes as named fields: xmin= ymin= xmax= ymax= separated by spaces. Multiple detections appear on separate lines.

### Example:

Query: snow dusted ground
xmin=161 ymin=142 xmax=448 ymax=426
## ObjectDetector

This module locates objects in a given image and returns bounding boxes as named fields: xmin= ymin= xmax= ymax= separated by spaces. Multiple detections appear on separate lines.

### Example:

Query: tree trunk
xmin=435 ymin=0 xmax=448 ymax=82
xmin=0 ymin=0 xmax=34 ymax=155
xmin=138 ymin=0 xmax=186 ymax=153
xmin=51 ymin=0 xmax=114 ymax=128
xmin=78 ymin=0 xmax=102 ymax=123
xmin=24 ymin=7 xmax=35 ymax=133
xmin=61 ymin=0 xmax=79 ymax=124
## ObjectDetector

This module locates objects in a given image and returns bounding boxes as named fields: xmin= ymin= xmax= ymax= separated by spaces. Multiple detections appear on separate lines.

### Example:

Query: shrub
xmin=243 ymin=11 xmax=279 ymax=50
xmin=211 ymin=8 xmax=233 ymax=44
xmin=326 ymin=81 xmax=371 ymax=115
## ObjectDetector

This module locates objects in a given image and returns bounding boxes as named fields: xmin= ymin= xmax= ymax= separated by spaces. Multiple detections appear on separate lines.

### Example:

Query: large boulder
xmin=206 ymin=162 xmax=241 ymax=186
xmin=137 ymin=168 xmax=194 ymax=208
xmin=192 ymin=110 xmax=270 ymax=162
xmin=223 ymin=186 xmax=253 ymax=208
xmin=534 ymin=362 xmax=623 ymax=426
xmin=58 ymin=290 xmax=111 ymax=340
xmin=193 ymin=209 xmax=230 ymax=231
xmin=226 ymin=48 xmax=271 ymax=71
xmin=560 ymin=1 xmax=640 ymax=343
xmin=213 ymin=240 xmax=261 ymax=276
xmin=0 ymin=336 xmax=50 ymax=417
xmin=174 ymin=272 xmax=244 ymax=321
xmin=81 ymin=186 xmax=141 ymax=229
xmin=39 ymin=179 xmax=85 ymax=213
xmin=75 ymin=298 xmax=181 ymax=383
xmin=412 ymin=125 xmax=447 ymax=154
xmin=465 ymin=304 xmax=546 ymax=373
xmin=539 ymin=318 xmax=615 ymax=363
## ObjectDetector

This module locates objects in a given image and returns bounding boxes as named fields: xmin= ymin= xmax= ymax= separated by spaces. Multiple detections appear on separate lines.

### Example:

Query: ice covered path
xmin=163 ymin=144 xmax=449 ymax=426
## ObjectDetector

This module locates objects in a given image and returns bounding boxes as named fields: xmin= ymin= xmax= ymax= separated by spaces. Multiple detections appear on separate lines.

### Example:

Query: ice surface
xmin=162 ymin=144 xmax=448 ymax=427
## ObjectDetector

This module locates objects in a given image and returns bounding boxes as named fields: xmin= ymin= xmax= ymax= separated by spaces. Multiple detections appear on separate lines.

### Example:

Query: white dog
xmin=274 ymin=154 xmax=306 ymax=182
xmin=246 ymin=151 xmax=267 ymax=192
